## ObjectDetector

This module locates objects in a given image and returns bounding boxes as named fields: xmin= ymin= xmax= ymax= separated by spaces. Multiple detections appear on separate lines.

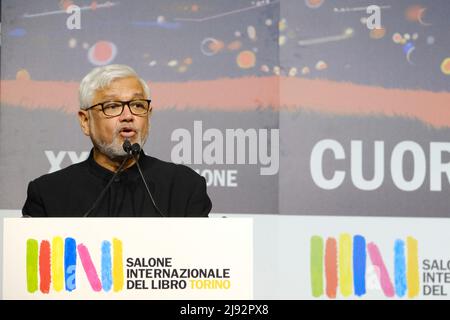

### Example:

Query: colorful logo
xmin=26 ymin=237 xmax=124 ymax=293
xmin=310 ymin=234 xmax=419 ymax=298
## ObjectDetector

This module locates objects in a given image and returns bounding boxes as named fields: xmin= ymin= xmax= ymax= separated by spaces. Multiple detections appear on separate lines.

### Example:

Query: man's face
xmin=78 ymin=76 xmax=150 ymax=159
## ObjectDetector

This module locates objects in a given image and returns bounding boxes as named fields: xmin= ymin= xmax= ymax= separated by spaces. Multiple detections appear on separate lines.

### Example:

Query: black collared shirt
xmin=22 ymin=150 xmax=212 ymax=217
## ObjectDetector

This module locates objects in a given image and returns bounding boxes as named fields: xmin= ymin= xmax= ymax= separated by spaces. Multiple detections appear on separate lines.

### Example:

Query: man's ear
xmin=78 ymin=110 xmax=90 ymax=136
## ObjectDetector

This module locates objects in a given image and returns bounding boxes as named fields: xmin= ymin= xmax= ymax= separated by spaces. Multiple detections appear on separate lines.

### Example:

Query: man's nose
xmin=119 ymin=104 xmax=133 ymax=121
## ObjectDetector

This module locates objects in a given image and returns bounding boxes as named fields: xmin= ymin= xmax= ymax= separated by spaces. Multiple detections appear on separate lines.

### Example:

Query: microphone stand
xmin=83 ymin=142 xmax=132 ymax=217
xmin=130 ymin=143 xmax=166 ymax=217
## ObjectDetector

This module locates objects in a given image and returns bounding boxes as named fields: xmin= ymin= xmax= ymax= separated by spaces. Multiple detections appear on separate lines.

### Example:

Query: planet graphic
xmin=441 ymin=58 xmax=450 ymax=75
xmin=370 ymin=27 xmax=386 ymax=39
xmin=305 ymin=0 xmax=324 ymax=9
xmin=201 ymin=38 xmax=224 ymax=56
xmin=88 ymin=41 xmax=117 ymax=66
xmin=16 ymin=69 xmax=31 ymax=81
xmin=237 ymin=50 xmax=256 ymax=69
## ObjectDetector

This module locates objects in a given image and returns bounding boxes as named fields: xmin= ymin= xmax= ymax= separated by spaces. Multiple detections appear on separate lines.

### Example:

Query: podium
xmin=3 ymin=218 xmax=253 ymax=300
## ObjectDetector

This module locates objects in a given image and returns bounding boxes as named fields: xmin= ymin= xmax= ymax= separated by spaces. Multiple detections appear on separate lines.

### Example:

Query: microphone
xmin=127 ymin=142 xmax=166 ymax=217
xmin=123 ymin=138 xmax=132 ymax=154
xmin=82 ymin=141 xmax=132 ymax=217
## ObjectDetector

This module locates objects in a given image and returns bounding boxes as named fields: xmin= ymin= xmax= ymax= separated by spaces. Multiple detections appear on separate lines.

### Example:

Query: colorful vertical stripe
xmin=310 ymin=236 xmax=324 ymax=297
xmin=101 ymin=241 xmax=112 ymax=292
xmin=353 ymin=235 xmax=366 ymax=297
xmin=26 ymin=239 xmax=38 ymax=293
xmin=407 ymin=237 xmax=419 ymax=298
xmin=64 ymin=237 xmax=77 ymax=291
xmin=394 ymin=239 xmax=406 ymax=297
xmin=339 ymin=234 xmax=353 ymax=297
xmin=112 ymin=238 xmax=124 ymax=292
xmin=77 ymin=244 xmax=102 ymax=292
xmin=325 ymin=238 xmax=337 ymax=298
xmin=52 ymin=237 xmax=64 ymax=292
xmin=367 ymin=242 xmax=395 ymax=297
xmin=39 ymin=240 xmax=51 ymax=294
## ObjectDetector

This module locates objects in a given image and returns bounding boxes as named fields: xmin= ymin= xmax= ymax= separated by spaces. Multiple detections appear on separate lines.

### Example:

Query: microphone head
xmin=123 ymin=139 xmax=132 ymax=154
xmin=131 ymin=143 xmax=141 ymax=155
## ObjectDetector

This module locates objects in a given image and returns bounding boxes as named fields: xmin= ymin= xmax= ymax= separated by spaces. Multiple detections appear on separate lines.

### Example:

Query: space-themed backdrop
xmin=1 ymin=0 xmax=449 ymax=216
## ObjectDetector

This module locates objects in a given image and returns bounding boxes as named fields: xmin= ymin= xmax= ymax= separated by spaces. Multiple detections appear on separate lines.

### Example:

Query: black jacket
xmin=22 ymin=150 xmax=212 ymax=217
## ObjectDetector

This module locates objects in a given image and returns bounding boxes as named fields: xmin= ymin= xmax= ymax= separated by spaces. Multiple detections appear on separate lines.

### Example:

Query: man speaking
xmin=22 ymin=64 xmax=212 ymax=217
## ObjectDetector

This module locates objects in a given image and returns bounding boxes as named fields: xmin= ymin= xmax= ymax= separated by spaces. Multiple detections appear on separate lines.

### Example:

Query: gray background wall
xmin=1 ymin=0 xmax=449 ymax=217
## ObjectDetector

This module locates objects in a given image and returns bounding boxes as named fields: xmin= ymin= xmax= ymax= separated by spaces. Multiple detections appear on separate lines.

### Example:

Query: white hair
xmin=79 ymin=64 xmax=150 ymax=110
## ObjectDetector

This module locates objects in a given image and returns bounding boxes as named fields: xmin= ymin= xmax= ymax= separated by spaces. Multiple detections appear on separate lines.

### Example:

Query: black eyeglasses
xmin=87 ymin=99 xmax=152 ymax=117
